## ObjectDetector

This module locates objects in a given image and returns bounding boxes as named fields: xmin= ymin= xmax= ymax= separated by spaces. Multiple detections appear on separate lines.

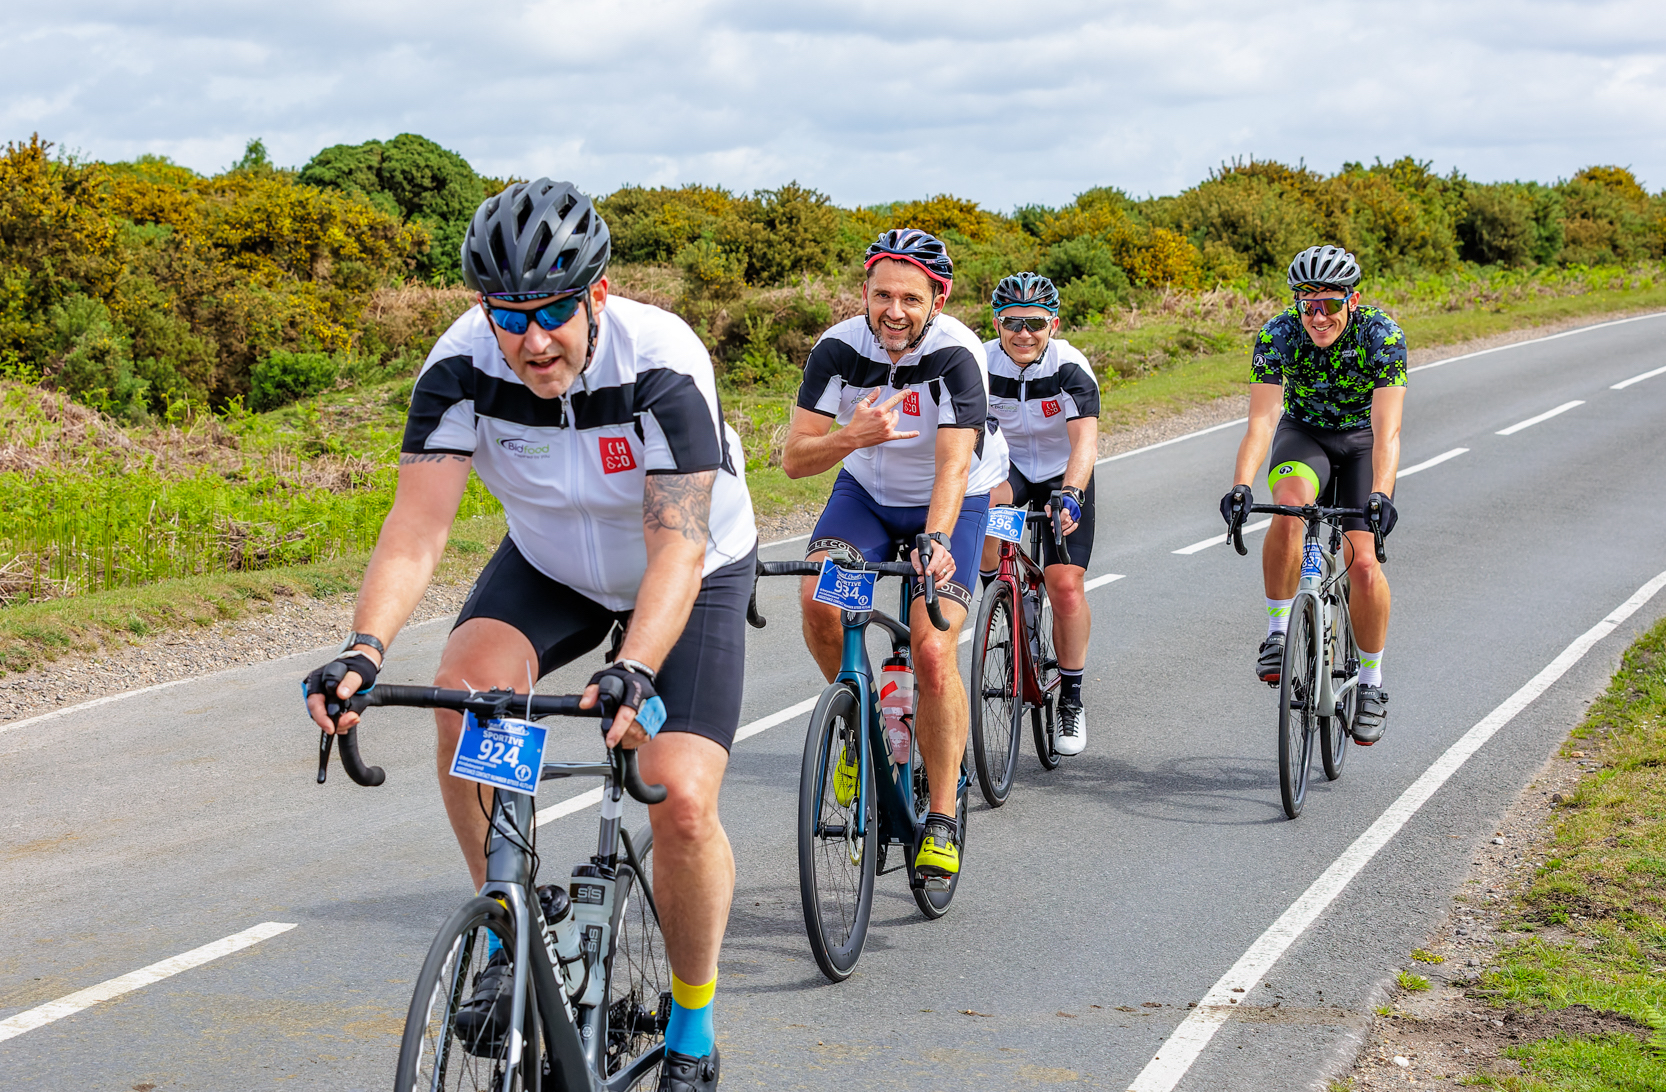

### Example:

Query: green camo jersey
xmin=1250 ymin=305 xmax=1407 ymax=430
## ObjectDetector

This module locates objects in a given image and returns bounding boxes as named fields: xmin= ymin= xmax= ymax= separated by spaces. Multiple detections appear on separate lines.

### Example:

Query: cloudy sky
xmin=4 ymin=1 xmax=1663 ymax=209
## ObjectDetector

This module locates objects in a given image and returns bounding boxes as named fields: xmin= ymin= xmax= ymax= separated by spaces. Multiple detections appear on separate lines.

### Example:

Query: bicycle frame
xmin=1292 ymin=513 xmax=1360 ymax=723
xmin=989 ymin=513 xmax=1062 ymax=707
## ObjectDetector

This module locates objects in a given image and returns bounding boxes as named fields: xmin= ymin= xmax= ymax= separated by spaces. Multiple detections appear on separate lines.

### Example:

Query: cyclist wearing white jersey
xmin=304 ymin=181 xmax=749 ymax=1092
xmin=977 ymin=272 xmax=1100 ymax=755
xmin=783 ymin=229 xmax=1006 ymax=882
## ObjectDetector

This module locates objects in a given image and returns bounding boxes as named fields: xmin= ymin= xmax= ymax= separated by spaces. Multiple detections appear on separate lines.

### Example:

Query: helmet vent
xmin=489 ymin=224 xmax=510 ymax=277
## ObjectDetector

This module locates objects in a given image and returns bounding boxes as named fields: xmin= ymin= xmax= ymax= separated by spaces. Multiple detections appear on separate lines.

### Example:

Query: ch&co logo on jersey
xmin=599 ymin=436 xmax=637 ymax=474
xmin=900 ymin=391 xmax=920 ymax=416
xmin=1041 ymin=399 xmax=1061 ymax=418
xmin=496 ymin=437 xmax=550 ymax=458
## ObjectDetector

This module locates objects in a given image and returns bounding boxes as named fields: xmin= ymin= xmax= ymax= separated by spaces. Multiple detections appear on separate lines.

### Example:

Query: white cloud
xmin=1 ymin=0 xmax=1662 ymax=207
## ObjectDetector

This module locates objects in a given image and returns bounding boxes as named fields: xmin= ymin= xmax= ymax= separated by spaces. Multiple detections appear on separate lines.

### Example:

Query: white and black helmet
xmin=1287 ymin=245 xmax=1361 ymax=292
xmin=461 ymin=179 xmax=610 ymax=298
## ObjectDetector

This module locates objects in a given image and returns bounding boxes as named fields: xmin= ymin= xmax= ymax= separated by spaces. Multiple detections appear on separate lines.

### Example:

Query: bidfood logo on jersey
xmin=496 ymin=437 xmax=550 ymax=459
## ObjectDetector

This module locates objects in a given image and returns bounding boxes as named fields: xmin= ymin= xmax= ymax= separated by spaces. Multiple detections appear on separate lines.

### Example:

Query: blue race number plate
xmin=812 ymin=558 xmax=877 ymax=611
xmin=985 ymin=506 xmax=1026 ymax=544
xmin=450 ymin=712 xmax=549 ymax=795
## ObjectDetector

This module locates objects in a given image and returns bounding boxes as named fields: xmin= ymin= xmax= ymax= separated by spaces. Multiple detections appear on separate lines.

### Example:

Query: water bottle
xmin=537 ymin=883 xmax=586 ymax=998
xmin=568 ymin=863 xmax=615 ymax=1008
xmin=880 ymin=655 xmax=915 ymax=766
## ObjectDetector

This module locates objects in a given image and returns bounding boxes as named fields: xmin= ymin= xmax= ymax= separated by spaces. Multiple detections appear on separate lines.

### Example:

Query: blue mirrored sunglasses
xmin=486 ymin=294 xmax=584 ymax=335
xmin=1294 ymin=295 xmax=1352 ymax=317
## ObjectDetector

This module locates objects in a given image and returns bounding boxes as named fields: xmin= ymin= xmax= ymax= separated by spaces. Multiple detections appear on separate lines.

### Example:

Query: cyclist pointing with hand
xmin=1222 ymin=245 xmax=1404 ymax=744
xmin=784 ymin=228 xmax=1006 ymax=882
xmin=303 ymin=180 xmax=753 ymax=1092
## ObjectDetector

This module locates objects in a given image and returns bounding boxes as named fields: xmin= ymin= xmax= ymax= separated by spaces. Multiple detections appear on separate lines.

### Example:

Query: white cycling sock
xmin=1359 ymin=648 xmax=1384 ymax=688
xmin=1266 ymin=598 xmax=1294 ymax=637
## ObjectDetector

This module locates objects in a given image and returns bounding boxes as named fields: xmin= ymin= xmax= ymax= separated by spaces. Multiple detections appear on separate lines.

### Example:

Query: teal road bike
xmin=749 ymin=534 xmax=970 ymax=982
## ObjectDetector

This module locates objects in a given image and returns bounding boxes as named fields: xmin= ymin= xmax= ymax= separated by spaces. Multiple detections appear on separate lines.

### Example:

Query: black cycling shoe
xmin=1352 ymin=686 xmax=1389 ymax=744
xmin=1257 ymin=632 xmax=1285 ymax=685
xmin=453 ymin=948 xmax=513 ymax=1055
xmin=658 ymin=1047 xmax=720 ymax=1092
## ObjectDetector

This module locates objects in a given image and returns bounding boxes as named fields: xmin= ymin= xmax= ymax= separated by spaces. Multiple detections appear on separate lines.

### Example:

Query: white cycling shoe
xmin=1055 ymin=700 xmax=1087 ymax=756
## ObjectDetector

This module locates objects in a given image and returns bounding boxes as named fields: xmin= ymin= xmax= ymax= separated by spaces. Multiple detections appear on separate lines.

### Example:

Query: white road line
xmin=735 ymin=695 xmax=820 ymax=745
xmin=1085 ymin=573 xmax=1127 ymax=592
xmin=535 ymin=786 xmax=605 ymax=827
xmin=1408 ymin=311 xmax=1666 ymax=374
xmin=0 ymin=922 xmax=296 ymax=1043
xmin=1173 ymin=519 xmax=1270 ymax=556
xmin=1125 ymin=567 xmax=1666 ymax=1092
xmin=1611 ymin=364 xmax=1666 ymax=390
xmin=1496 ymin=400 xmax=1584 ymax=436
xmin=1397 ymin=448 xmax=1469 ymax=478
xmin=1098 ymin=418 xmax=1248 ymax=465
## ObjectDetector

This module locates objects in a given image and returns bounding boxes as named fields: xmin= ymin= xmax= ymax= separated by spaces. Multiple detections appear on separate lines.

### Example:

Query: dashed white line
xmin=1125 ymin=567 xmax=1666 ymax=1092
xmin=1611 ymin=364 xmax=1666 ymax=390
xmin=1397 ymin=447 xmax=1469 ymax=477
xmin=1496 ymin=400 xmax=1584 ymax=436
xmin=1084 ymin=573 xmax=1127 ymax=592
xmin=1173 ymin=519 xmax=1270 ymax=556
xmin=0 ymin=922 xmax=297 ymax=1042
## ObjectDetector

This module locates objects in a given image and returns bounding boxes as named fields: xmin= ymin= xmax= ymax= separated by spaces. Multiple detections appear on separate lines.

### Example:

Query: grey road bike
xmin=315 ymin=680 xmax=669 ymax=1091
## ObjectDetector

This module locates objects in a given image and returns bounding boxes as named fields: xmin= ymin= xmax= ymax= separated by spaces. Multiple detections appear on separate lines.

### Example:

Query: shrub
xmin=1058 ymin=275 xmax=1125 ymax=328
xmin=250 ymin=350 xmax=339 ymax=410
xmin=46 ymin=296 xmax=149 ymax=419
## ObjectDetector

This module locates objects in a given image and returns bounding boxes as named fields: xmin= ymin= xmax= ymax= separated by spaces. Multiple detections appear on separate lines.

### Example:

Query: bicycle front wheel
xmin=605 ymin=825 xmax=669 ymax=1089
xmin=970 ymin=580 xmax=1022 ymax=807
xmin=396 ymin=896 xmax=541 ymax=1092
xmin=1278 ymin=594 xmax=1322 ymax=819
xmin=798 ymin=682 xmax=877 ymax=982
xmin=1320 ymin=582 xmax=1356 ymax=782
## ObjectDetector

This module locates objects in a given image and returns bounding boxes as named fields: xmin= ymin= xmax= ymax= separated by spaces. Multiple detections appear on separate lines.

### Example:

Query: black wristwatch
xmin=1059 ymin=485 xmax=1085 ymax=503
xmin=341 ymin=632 xmax=386 ymax=657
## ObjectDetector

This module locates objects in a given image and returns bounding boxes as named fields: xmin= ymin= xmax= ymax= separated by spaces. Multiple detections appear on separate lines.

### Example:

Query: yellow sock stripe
xmin=671 ymin=972 xmax=716 ymax=1010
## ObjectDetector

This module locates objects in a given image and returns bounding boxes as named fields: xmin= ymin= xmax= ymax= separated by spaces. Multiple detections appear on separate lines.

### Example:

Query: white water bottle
xmin=880 ymin=656 xmax=915 ymax=766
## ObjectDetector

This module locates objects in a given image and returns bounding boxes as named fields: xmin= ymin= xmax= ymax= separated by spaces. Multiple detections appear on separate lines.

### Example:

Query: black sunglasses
xmin=999 ymin=316 xmax=1052 ymax=333
xmin=485 ymin=293 xmax=585 ymax=335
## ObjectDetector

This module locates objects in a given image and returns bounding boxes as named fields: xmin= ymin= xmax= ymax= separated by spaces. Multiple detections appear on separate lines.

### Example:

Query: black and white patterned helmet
xmin=1287 ymin=245 xmax=1361 ymax=292
xmin=461 ymin=179 xmax=610 ymax=298
xmin=991 ymin=272 xmax=1060 ymax=313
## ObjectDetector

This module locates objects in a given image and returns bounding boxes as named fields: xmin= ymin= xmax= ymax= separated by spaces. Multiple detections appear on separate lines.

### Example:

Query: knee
xmin=913 ymin=641 xmax=959 ymax=692
xmin=1050 ymin=577 xmax=1087 ymax=615
xmin=651 ymin=777 xmax=722 ymax=846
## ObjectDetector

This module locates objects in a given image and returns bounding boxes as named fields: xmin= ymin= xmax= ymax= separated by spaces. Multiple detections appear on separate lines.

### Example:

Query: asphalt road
xmin=4 ymin=313 xmax=1666 ymax=1091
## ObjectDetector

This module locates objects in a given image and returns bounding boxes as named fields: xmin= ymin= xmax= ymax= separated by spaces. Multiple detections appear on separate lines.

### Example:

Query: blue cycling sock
xmin=664 ymin=973 xmax=715 ymax=1057
xmin=486 ymin=930 xmax=503 ymax=960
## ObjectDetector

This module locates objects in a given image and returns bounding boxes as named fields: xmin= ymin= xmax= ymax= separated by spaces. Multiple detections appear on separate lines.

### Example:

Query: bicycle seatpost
xmin=913 ymin=534 xmax=950 ymax=631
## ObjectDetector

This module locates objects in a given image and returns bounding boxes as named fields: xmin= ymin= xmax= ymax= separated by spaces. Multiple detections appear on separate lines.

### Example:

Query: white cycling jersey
xmin=798 ymin=313 xmax=1007 ymax=506
xmin=985 ymin=336 xmax=1101 ymax=483
xmin=403 ymin=296 xmax=757 ymax=611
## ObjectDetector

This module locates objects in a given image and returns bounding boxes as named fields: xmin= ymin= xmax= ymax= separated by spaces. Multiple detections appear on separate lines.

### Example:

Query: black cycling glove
xmin=303 ymin=653 xmax=379 ymax=716
xmin=588 ymin=663 xmax=666 ymax=738
xmin=1366 ymin=492 xmax=1398 ymax=537
xmin=1220 ymin=485 xmax=1253 ymax=528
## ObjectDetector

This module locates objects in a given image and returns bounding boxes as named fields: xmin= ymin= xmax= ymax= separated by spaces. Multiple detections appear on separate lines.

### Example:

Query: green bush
xmin=48 ymin=296 xmax=149 ymax=419
xmin=1058 ymin=275 xmax=1126 ymax=329
xmin=250 ymin=350 xmax=339 ymax=410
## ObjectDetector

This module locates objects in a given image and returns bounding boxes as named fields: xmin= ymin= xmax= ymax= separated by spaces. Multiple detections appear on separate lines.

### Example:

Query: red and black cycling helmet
xmin=864 ymin=229 xmax=954 ymax=296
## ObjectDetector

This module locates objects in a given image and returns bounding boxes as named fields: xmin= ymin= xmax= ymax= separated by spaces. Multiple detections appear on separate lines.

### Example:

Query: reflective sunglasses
xmin=1294 ymin=295 xmax=1353 ymax=317
xmin=486 ymin=293 xmax=584 ymax=335
xmin=999 ymin=315 xmax=1052 ymax=333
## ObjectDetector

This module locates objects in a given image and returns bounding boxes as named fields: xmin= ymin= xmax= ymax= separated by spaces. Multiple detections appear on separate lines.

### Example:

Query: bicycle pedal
xmin=921 ymin=874 xmax=952 ymax=892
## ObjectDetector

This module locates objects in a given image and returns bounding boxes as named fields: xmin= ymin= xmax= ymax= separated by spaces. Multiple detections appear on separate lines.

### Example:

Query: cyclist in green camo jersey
xmin=1220 ymin=246 xmax=1405 ymax=744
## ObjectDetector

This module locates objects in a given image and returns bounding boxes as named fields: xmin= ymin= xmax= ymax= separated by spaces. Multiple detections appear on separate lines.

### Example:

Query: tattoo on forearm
xmin=643 ymin=472 xmax=715 ymax=545
xmin=399 ymin=453 xmax=471 ymax=465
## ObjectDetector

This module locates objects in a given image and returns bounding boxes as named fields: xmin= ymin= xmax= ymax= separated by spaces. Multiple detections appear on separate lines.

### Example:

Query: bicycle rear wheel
xmin=798 ymin=682 xmax=877 ymax=982
xmin=606 ymin=826 xmax=669 ymax=1090
xmin=1320 ymin=583 xmax=1356 ymax=782
xmin=396 ymin=896 xmax=542 ymax=1092
xmin=970 ymin=580 xmax=1022 ymax=807
xmin=1278 ymin=593 xmax=1321 ymax=819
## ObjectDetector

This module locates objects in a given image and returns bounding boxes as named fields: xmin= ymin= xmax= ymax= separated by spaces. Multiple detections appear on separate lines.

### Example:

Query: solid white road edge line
xmin=1397 ymin=448 xmax=1469 ymax=477
xmin=0 ymin=922 xmax=297 ymax=1042
xmin=1174 ymin=519 xmax=1270 ymax=556
xmin=1497 ymin=400 xmax=1585 ymax=436
xmin=1124 ymin=567 xmax=1666 ymax=1092
xmin=1098 ymin=417 xmax=1248 ymax=465
xmin=1408 ymin=311 xmax=1666 ymax=374
xmin=1611 ymin=363 xmax=1666 ymax=390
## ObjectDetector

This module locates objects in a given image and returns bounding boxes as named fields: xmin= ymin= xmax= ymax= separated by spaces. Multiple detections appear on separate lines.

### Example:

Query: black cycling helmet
xmin=991 ymin=271 xmax=1060 ymax=313
xmin=1287 ymin=245 xmax=1361 ymax=292
xmin=461 ymin=179 xmax=610 ymax=298
xmin=864 ymin=229 xmax=954 ymax=296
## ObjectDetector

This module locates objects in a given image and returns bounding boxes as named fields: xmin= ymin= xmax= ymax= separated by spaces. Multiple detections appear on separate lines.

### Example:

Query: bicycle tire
xmin=797 ymin=682 xmax=876 ymax=982
xmin=606 ymin=825 xmax=669 ymax=1090
xmin=1320 ymin=582 xmax=1356 ymax=782
xmin=1028 ymin=586 xmax=1062 ymax=771
xmin=970 ymin=580 xmax=1022 ymax=807
xmin=910 ymin=734 xmax=967 ymax=920
xmin=1278 ymin=593 xmax=1321 ymax=818
xmin=395 ymin=896 xmax=542 ymax=1092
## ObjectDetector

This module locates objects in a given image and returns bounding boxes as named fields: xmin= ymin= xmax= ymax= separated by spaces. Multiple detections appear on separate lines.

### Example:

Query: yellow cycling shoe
xmin=913 ymin=818 xmax=960 ymax=877
xmin=832 ymin=743 xmax=859 ymax=808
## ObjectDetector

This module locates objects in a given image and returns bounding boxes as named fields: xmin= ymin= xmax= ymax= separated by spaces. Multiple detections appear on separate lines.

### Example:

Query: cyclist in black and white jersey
xmin=784 ymin=229 xmax=1006 ymax=882
xmin=304 ymin=181 xmax=749 ymax=1092
xmin=977 ymin=272 xmax=1100 ymax=754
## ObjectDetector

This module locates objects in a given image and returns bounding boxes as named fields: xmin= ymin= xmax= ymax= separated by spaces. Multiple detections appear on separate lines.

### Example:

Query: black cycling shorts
xmin=1004 ymin=465 xmax=1095 ymax=569
xmin=1267 ymin=417 xmax=1375 ymax=532
xmin=453 ymin=536 xmax=755 ymax=751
